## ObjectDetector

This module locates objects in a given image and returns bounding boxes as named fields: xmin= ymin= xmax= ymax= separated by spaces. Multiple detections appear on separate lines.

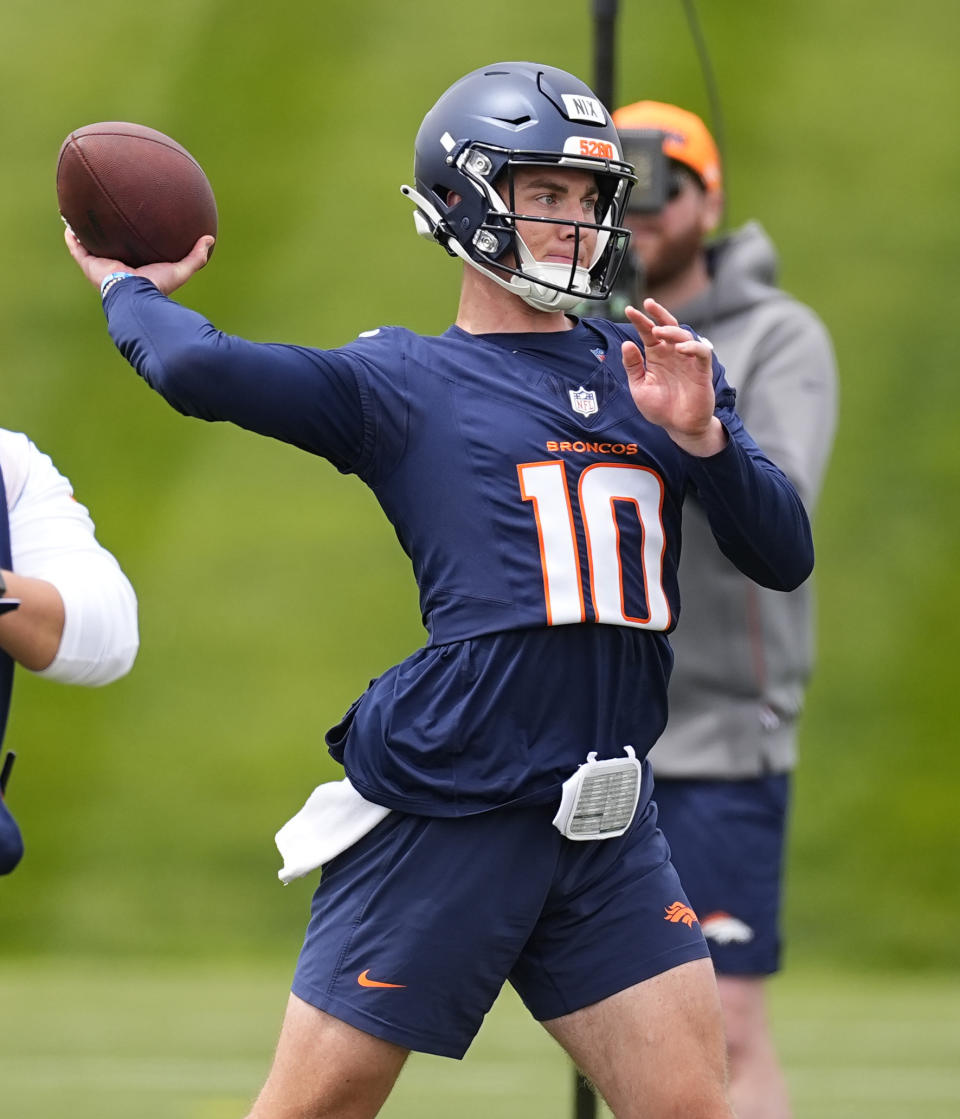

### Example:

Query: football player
xmin=0 ymin=430 xmax=139 ymax=874
xmin=66 ymin=62 xmax=813 ymax=1119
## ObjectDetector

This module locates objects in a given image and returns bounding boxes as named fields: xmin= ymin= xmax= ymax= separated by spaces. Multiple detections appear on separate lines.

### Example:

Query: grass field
xmin=1 ymin=957 xmax=958 ymax=1118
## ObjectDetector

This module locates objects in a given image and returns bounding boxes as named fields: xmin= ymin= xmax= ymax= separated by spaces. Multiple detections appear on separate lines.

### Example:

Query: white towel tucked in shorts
xmin=275 ymin=778 xmax=391 ymax=884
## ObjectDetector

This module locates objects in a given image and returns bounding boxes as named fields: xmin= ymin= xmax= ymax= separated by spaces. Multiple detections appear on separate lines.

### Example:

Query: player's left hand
xmin=623 ymin=298 xmax=727 ymax=457
xmin=64 ymin=228 xmax=214 ymax=296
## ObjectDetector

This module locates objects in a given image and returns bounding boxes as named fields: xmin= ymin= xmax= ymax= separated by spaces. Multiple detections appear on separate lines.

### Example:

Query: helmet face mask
xmin=402 ymin=63 xmax=637 ymax=313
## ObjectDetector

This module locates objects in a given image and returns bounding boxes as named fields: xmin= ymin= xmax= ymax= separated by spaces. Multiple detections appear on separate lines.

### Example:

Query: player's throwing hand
xmin=64 ymin=228 xmax=214 ymax=297
xmin=623 ymin=298 xmax=727 ymax=457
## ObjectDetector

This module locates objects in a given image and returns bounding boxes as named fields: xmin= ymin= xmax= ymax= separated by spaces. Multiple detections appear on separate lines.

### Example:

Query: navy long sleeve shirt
xmin=105 ymin=279 xmax=813 ymax=814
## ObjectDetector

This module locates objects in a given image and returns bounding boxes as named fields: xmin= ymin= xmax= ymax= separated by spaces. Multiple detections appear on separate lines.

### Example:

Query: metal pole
xmin=0 ymin=749 xmax=15 ymax=794
xmin=574 ymin=1069 xmax=599 ymax=1119
xmin=570 ymin=11 xmax=619 ymax=1116
xmin=592 ymin=0 xmax=620 ymax=110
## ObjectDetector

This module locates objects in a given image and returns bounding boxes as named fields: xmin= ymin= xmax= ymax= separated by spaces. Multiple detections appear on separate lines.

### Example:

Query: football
xmin=56 ymin=121 xmax=218 ymax=267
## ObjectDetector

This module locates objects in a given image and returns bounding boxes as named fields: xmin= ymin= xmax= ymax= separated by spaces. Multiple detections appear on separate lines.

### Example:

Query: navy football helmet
xmin=401 ymin=62 xmax=636 ymax=312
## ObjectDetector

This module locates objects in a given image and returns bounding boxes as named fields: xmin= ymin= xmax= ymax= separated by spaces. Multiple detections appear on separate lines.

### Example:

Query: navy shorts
xmin=292 ymin=796 xmax=709 ymax=1058
xmin=651 ymin=774 xmax=790 ymax=976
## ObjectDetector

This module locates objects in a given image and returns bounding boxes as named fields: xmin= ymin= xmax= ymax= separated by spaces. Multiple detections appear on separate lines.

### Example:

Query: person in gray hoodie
xmin=607 ymin=101 xmax=838 ymax=1119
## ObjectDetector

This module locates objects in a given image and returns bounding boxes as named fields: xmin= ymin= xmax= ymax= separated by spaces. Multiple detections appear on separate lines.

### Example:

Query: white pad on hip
xmin=552 ymin=746 xmax=642 ymax=841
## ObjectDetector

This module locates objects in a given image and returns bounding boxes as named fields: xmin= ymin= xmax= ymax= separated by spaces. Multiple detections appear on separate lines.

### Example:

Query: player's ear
xmin=447 ymin=190 xmax=462 ymax=206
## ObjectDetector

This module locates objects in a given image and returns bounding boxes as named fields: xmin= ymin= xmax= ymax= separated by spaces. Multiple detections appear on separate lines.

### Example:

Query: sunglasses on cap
xmin=623 ymin=151 xmax=708 ymax=213
xmin=666 ymin=164 xmax=705 ymax=201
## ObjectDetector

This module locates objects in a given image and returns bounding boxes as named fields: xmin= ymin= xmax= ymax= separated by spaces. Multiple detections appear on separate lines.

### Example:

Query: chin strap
xmin=401 ymin=184 xmax=594 ymax=313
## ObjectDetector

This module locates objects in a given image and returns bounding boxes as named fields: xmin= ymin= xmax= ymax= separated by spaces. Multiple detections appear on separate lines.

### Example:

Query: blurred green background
xmin=1 ymin=0 xmax=957 ymax=1007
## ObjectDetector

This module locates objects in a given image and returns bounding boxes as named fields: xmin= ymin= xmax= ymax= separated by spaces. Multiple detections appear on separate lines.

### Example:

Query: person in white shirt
xmin=0 ymin=428 xmax=139 ymax=873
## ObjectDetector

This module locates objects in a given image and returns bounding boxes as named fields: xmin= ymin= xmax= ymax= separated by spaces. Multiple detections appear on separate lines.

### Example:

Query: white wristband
xmin=100 ymin=271 xmax=135 ymax=299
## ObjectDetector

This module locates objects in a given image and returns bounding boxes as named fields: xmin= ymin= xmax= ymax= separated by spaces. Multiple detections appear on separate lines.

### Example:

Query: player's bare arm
xmin=64 ymin=228 xmax=214 ymax=296
xmin=623 ymin=297 xmax=728 ymax=458
xmin=0 ymin=570 xmax=64 ymax=671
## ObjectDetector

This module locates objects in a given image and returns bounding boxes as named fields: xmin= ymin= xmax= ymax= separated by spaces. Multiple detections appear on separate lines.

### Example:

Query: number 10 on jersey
xmin=517 ymin=461 xmax=670 ymax=630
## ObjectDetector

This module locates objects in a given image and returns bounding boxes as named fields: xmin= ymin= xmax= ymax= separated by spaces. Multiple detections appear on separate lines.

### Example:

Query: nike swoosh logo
xmin=357 ymin=969 xmax=406 ymax=989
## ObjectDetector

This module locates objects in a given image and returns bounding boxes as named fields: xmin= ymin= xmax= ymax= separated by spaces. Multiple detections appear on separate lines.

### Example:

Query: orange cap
xmin=612 ymin=100 xmax=722 ymax=194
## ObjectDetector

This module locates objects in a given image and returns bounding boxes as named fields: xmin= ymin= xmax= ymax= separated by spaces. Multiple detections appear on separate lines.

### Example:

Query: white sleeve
xmin=1 ymin=431 xmax=139 ymax=686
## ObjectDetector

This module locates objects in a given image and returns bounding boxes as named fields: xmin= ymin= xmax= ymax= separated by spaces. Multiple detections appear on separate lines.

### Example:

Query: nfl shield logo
xmin=569 ymin=385 xmax=598 ymax=417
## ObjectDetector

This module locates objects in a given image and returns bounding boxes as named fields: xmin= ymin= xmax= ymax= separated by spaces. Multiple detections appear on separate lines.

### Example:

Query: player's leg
xmin=543 ymin=958 xmax=733 ymax=1119
xmin=718 ymin=975 xmax=791 ymax=1119
xmin=259 ymin=806 xmax=563 ymax=1114
xmin=512 ymin=779 xmax=730 ymax=1117
xmin=245 ymin=993 xmax=408 ymax=1119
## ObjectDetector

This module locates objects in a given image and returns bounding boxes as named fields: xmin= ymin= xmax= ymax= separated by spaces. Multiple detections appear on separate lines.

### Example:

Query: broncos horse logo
xmin=700 ymin=911 xmax=755 ymax=945
xmin=663 ymin=901 xmax=698 ymax=927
